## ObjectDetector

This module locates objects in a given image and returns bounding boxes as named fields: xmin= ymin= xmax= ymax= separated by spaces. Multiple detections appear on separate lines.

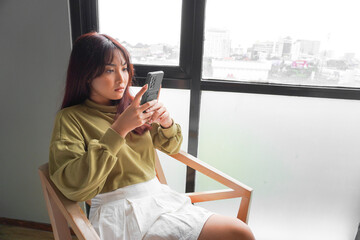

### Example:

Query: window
xmin=70 ymin=0 xmax=360 ymax=191
xmin=69 ymin=1 xmax=360 ymax=238
xmin=98 ymin=0 xmax=182 ymax=66
xmin=203 ymin=0 xmax=360 ymax=88
xmin=70 ymin=0 xmax=360 ymax=193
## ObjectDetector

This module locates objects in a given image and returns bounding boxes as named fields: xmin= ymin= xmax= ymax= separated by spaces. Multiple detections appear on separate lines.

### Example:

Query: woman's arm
xmin=49 ymin=112 xmax=125 ymax=202
xmin=145 ymin=100 xmax=183 ymax=155
xmin=150 ymin=121 xmax=183 ymax=155
xmin=50 ymin=85 xmax=156 ymax=201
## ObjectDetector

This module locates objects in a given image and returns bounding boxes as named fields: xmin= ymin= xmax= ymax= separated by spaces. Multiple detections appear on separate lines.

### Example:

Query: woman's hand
xmin=145 ymin=100 xmax=173 ymax=129
xmin=111 ymin=85 xmax=157 ymax=137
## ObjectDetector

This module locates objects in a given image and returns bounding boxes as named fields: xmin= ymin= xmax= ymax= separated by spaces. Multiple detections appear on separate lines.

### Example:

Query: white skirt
xmin=89 ymin=178 xmax=214 ymax=240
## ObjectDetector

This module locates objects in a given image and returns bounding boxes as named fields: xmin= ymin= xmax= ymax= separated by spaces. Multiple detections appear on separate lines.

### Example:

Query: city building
xmin=291 ymin=39 xmax=320 ymax=60
xmin=203 ymin=28 xmax=231 ymax=59
xmin=252 ymin=40 xmax=275 ymax=59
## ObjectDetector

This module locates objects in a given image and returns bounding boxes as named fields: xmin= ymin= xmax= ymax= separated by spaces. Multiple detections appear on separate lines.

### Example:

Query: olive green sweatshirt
xmin=49 ymin=99 xmax=182 ymax=202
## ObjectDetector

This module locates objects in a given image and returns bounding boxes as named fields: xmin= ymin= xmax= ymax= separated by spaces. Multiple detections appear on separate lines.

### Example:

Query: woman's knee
xmin=199 ymin=214 xmax=255 ymax=240
xmin=229 ymin=220 xmax=255 ymax=240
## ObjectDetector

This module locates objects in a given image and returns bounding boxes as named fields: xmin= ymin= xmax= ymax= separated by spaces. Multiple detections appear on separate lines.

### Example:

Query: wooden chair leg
xmin=237 ymin=197 xmax=251 ymax=224
xmin=41 ymin=181 xmax=72 ymax=240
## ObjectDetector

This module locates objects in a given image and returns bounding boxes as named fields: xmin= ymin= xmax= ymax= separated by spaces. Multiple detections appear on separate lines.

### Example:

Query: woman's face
xmin=89 ymin=49 xmax=129 ymax=105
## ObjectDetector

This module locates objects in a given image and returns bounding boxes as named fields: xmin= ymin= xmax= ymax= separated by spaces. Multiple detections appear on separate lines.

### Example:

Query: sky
xmin=99 ymin=0 xmax=182 ymax=45
xmin=99 ymin=0 xmax=360 ymax=58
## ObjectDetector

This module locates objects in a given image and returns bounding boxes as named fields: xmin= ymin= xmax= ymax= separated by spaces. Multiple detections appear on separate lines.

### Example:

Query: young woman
xmin=49 ymin=32 xmax=255 ymax=240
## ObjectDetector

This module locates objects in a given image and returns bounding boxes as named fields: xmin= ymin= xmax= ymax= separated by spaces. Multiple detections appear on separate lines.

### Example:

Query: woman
xmin=49 ymin=32 xmax=255 ymax=240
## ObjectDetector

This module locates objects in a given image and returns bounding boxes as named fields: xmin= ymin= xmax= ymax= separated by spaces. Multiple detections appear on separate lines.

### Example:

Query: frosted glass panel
xmin=197 ymin=91 xmax=360 ymax=240
xmin=130 ymin=87 xmax=189 ymax=193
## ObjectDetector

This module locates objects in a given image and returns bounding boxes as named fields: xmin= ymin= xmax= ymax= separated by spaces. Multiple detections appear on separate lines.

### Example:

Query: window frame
xmin=69 ymin=0 xmax=360 ymax=98
xmin=69 ymin=0 xmax=360 ymax=192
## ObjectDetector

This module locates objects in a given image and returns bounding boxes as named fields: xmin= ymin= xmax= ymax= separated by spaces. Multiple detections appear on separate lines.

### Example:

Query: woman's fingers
xmin=148 ymin=106 xmax=167 ymax=124
xmin=157 ymin=86 xmax=161 ymax=100
xmin=141 ymin=111 xmax=154 ymax=120
xmin=139 ymin=99 xmax=157 ymax=112
xmin=145 ymin=101 xmax=163 ymax=113
xmin=124 ymin=86 xmax=169 ymax=127
xmin=158 ymin=110 xmax=169 ymax=121
xmin=133 ymin=84 xmax=148 ymax=105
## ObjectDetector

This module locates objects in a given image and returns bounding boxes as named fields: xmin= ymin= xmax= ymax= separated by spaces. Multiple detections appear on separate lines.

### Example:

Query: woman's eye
xmin=106 ymin=69 xmax=114 ymax=73
xmin=122 ymin=67 xmax=128 ymax=72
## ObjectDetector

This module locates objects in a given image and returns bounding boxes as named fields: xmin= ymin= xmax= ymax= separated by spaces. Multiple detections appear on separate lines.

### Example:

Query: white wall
xmin=0 ymin=0 xmax=71 ymax=222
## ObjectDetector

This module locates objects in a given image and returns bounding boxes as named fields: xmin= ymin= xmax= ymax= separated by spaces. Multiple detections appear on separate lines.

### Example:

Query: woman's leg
xmin=198 ymin=214 xmax=255 ymax=240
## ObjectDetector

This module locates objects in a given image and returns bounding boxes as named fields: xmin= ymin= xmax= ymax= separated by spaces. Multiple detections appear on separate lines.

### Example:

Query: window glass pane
xmin=203 ymin=0 xmax=360 ymax=88
xmin=98 ymin=0 xmax=181 ymax=66
xmin=197 ymin=90 xmax=360 ymax=239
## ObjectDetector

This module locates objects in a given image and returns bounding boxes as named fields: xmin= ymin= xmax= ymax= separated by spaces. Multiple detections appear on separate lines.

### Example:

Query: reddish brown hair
xmin=61 ymin=32 xmax=150 ymax=134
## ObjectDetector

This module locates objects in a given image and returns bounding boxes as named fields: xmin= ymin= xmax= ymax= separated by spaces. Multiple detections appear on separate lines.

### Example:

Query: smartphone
xmin=140 ymin=71 xmax=164 ymax=105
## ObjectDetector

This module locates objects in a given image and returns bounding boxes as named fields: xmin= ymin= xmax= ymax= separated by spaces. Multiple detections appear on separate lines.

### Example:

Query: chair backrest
xmin=154 ymin=150 xmax=167 ymax=184
xmin=38 ymin=163 xmax=100 ymax=240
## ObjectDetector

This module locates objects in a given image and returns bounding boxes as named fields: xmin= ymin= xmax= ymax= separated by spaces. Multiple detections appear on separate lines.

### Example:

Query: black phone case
xmin=140 ymin=71 xmax=164 ymax=105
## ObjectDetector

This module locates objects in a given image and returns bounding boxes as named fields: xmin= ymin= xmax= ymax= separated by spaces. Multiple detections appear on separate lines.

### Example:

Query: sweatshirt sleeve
xmin=150 ymin=120 xmax=183 ymax=155
xmin=49 ymin=111 xmax=125 ymax=202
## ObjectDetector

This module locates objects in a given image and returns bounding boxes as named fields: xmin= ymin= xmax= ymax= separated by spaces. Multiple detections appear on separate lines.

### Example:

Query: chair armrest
xmin=170 ymin=150 xmax=253 ymax=223
xmin=185 ymin=189 xmax=244 ymax=203
xmin=171 ymin=151 xmax=252 ymax=195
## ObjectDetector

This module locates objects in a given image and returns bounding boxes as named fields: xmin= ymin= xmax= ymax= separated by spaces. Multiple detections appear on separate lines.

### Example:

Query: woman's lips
xmin=115 ymin=88 xmax=124 ymax=92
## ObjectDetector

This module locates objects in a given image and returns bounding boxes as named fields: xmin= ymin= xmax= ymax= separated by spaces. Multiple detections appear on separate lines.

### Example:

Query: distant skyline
xmin=99 ymin=0 xmax=360 ymax=58
xmin=205 ymin=0 xmax=359 ymax=58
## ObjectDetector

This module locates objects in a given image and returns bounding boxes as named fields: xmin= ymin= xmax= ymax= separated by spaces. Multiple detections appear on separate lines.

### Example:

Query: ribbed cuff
xmin=99 ymin=128 xmax=125 ymax=155
xmin=160 ymin=120 xmax=177 ymax=138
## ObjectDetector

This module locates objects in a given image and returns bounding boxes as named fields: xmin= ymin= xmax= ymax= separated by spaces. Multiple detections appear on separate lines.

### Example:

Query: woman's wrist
xmin=160 ymin=118 xmax=173 ymax=129
xmin=111 ymin=124 xmax=129 ymax=138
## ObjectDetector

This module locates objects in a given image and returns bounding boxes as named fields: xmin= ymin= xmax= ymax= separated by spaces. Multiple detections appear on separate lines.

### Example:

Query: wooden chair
xmin=38 ymin=150 xmax=253 ymax=240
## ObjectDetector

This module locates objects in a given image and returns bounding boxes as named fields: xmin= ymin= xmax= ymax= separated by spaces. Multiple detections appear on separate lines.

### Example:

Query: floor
xmin=0 ymin=224 xmax=78 ymax=240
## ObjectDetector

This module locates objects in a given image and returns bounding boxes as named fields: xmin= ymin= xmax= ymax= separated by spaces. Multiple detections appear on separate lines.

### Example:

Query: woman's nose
xmin=115 ymin=70 xmax=123 ymax=83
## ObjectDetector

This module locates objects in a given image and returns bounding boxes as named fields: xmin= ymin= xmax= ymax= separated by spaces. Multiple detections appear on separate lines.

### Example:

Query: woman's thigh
xmin=198 ymin=214 xmax=255 ymax=240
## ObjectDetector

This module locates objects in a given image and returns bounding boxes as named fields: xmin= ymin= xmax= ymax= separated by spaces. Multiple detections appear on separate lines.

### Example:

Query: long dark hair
xmin=61 ymin=32 xmax=150 ymax=134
